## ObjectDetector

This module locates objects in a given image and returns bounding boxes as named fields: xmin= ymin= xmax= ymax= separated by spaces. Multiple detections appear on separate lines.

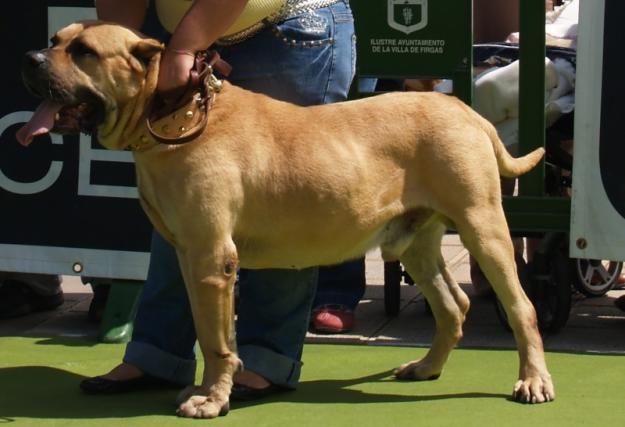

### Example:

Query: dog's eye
xmin=49 ymin=35 xmax=60 ymax=47
xmin=69 ymin=41 xmax=98 ymax=58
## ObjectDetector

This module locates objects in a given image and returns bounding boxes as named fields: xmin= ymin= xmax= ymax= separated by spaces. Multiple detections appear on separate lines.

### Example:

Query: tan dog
xmin=18 ymin=22 xmax=554 ymax=418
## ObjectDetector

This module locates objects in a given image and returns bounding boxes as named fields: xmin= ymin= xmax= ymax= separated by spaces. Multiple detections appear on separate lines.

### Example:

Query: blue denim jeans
xmin=315 ymin=258 xmax=365 ymax=308
xmin=126 ymin=0 xmax=362 ymax=389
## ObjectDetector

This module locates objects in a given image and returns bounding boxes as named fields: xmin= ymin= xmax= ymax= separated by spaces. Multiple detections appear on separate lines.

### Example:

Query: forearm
xmin=95 ymin=0 xmax=147 ymax=29
xmin=168 ymin=0 xmax=249 ymax=52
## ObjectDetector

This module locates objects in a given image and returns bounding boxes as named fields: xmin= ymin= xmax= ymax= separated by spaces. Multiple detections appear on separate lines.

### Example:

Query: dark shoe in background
xmin=0 ymin=275 xmax=64 ymax=319
xmin=310 ymin=304 xmax=355 ymax=334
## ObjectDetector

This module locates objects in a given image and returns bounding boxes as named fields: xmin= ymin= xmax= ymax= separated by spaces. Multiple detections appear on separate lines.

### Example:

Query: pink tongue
xmin=16 ymin=100 xmax=63 ymax=146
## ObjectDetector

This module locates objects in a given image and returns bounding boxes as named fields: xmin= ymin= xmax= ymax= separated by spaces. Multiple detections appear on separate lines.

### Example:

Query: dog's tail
xmin=481 ymin=119 xmax=545 ymax=178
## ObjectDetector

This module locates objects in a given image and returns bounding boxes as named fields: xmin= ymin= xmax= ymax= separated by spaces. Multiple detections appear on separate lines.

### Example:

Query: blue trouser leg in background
xmin=125 ymin=232 xmax=197 ymax=385
xmin=236 ymin=268 xmax=319 ymax=387
xmin=315 ymin=258 xmax=366 ymax=309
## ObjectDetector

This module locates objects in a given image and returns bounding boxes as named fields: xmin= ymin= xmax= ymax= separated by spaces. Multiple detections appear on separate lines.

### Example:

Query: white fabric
xmin=472 ymin=57 xmax=576 ymax=154
xmin=507 ymin=0 xmax=579 ymax=48
xmin=546 ymin=0 xmax=579 ymax=40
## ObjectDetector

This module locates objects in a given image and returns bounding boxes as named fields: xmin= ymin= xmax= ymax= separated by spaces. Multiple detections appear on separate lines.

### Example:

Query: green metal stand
xmin=504 ymin=0 xmax=571 ymax=233
xmin=518 ymin=0 xmax=546 ymax=195
xmin=98 ymin=280 xmax=143 ymax=343
xmin=352 ymin=0 xmax=473 ymax=104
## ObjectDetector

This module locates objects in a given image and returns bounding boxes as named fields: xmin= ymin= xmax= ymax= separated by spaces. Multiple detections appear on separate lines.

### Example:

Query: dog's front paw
xmin=393 ymin=360 xmax=441 ymax=381
xmin=512 ymin=375 xmax=555 ymax=404
xmin=176 ymin=385 xmax=230 ymax=418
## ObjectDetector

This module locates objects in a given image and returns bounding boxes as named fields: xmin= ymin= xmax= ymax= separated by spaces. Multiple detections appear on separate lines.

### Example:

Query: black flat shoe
xmin=230 ymin=383 xmax=287 ymax=401
xmin=80 ymin=374 xmax=176 ymax=394
xmin=0 ymin=280 xmax=64 ymax=319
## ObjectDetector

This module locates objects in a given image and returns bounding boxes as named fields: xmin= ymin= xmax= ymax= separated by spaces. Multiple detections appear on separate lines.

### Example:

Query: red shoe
xmin=310 ymin=304 xmax=354 ymax=334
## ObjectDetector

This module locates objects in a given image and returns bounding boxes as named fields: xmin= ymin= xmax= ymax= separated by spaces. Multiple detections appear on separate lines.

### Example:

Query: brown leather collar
xmin=146 ymin=51 xmax=231 ymax=145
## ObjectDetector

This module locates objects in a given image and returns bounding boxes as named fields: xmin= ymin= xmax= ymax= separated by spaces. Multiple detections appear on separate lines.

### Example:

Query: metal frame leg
xmin=98 ymin=280 xmax=143 ymax=343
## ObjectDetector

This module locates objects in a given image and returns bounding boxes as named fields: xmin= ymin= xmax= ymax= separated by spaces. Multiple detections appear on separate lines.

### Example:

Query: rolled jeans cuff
xmin=238 ymin=344 xmax=303 ymax=390
xmin=124 ymin=340 xmax=196 ymax=386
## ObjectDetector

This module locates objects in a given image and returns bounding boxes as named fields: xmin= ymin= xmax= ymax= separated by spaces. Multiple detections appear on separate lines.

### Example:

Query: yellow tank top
xmin=155 ymin=0 xmax=287 ymax=36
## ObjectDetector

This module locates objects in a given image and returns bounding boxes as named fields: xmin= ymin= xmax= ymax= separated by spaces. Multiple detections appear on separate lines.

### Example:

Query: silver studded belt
xmin=218 ymin=0 xmax=342 ymax=45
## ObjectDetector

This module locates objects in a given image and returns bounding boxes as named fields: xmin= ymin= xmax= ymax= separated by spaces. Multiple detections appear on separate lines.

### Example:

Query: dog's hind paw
xmin=512 ymin=376 xmax=555 ymax=404
xmin=393 ymin=360 xmax=442 ymax=381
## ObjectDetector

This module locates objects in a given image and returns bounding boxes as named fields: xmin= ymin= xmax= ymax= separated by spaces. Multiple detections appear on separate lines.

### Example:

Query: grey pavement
xmin=2 ymin=234 xmax=625 ymax=355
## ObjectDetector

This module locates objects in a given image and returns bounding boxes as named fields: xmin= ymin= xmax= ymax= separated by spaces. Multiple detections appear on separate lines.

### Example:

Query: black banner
xmin=0 ymin=2 xmax=151 ymax=266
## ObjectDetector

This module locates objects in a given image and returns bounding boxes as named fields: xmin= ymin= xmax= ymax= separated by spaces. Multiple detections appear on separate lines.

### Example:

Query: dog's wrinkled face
xmin=17 ymin=21 xmax=163 ymax=146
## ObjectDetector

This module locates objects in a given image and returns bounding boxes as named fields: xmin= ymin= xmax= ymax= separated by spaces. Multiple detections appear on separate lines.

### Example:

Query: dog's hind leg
xmin=454 ymin=206 xmax=554 ymax=403
xmin=393 ymin=218 xmax=470 ymax=381
xmin=174 ymin=237 xmax=241 ymax=419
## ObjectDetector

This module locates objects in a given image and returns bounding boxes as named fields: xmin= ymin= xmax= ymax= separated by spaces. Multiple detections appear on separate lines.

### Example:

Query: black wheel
xmin=383 ymin=261 xmax=402 ymax=316
xmin=494 ymin=253 xmax=532 ymax=333
xmin=573 ymin=259 xmax=623 ymax=297
xmin=531 ymin=233 xmax=572 ymax=334
xmin=494 ymin=234 xmax=572 ymax=334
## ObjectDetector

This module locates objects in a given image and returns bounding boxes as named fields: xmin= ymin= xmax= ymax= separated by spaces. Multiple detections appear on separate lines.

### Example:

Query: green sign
xmin=352 ymin=0 xmax=473 ymax=102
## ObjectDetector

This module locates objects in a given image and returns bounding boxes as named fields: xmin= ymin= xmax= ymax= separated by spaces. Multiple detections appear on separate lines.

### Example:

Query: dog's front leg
xmin=175 ymin=240 xmax=241 ymax=419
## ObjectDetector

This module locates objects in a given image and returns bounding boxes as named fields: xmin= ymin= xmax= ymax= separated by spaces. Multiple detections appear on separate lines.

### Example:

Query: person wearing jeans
xmin=80 ymin=0 xmax=368 ymax=399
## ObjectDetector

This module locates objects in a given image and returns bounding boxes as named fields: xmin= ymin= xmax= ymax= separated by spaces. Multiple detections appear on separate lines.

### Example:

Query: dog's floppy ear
xmin=131 ymin=38 xmax=164 ymax=62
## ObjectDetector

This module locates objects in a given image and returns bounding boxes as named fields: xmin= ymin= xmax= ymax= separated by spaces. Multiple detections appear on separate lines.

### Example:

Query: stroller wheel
xmin=573 ymin=259 xmax=623 ymax=297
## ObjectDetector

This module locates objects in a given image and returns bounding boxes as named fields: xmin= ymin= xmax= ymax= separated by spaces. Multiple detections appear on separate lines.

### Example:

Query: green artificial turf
xmin=0 ymin=337 xmax=623 ymax=426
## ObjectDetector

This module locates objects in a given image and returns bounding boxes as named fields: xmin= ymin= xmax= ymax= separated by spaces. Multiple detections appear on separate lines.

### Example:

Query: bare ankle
xmin=103 ymin=362 xmax=144 ymax=381
xmin=233 ymin=370 xmax=271 ymax=389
